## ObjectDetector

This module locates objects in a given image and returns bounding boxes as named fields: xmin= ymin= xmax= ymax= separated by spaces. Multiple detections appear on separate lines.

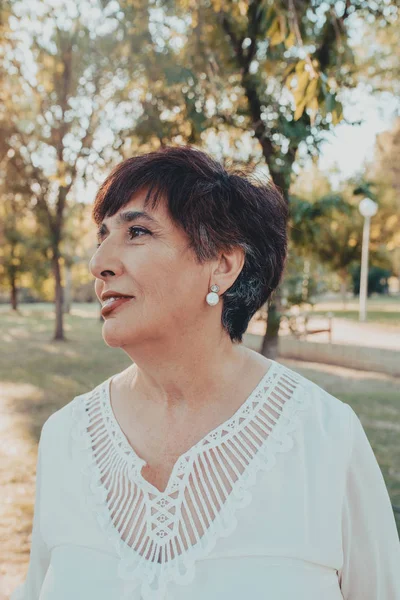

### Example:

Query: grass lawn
xmin=311 ymin=294 xmax=400 ymax=326
xmin=1 ymin=302 xmax=399 ymax=594
xmin=312 ymin=309 xmax=400 ymax=326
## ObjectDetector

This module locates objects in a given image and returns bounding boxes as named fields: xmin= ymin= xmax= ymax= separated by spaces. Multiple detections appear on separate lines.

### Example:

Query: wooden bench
xmin=281 ymin=311 xmax=334 ymax=343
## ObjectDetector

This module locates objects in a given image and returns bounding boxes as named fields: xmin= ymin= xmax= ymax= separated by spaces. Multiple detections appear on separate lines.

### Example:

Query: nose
xmin=89 ymin=239 xmax=123 ymax=280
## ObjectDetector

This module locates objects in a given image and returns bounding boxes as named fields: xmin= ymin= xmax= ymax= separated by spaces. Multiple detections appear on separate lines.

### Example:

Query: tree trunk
xmin=242 ymin=77 xmax=291 ymax=359
xmin=10 ymin=271 xmax=18 ymax=311
xmin=260 ymin=293 xmax=282 ymax=359
xmin=63 ymin=264 xmax=72 ymax=314
xmin=339 ymin=269 xmax=347 ymax=309
xmin=220 ymin=14 xmax=294 ymax=361
xmin=302 ymin=258 xmax=311 ymax=302
xmin=52 ymin=249 xmax=65 ymax=341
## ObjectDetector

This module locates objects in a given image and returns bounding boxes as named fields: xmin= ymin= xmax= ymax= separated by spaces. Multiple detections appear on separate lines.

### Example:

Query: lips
xmin=101 ymin=296 xmax=134 ymax=317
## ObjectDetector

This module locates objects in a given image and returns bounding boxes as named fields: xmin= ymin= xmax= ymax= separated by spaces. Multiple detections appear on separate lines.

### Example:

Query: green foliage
xmin=289 ymin=193 xmax=355 ymax=253
xmin=284 ymin=273 xmax=319 ymax=307
xmin=120 ymin=0 xmax=398 ymax=194
xmin=350 ymin=265 xmax=392 ymax=296
xmin=351 ymin=120 xmax=400 ymax=278
xmin=0 ymin=147 xmax=51 ymax=300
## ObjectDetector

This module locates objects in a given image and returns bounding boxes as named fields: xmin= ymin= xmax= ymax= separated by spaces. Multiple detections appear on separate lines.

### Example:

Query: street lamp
xmin=358 ymin=197 xmax=378 ymax=322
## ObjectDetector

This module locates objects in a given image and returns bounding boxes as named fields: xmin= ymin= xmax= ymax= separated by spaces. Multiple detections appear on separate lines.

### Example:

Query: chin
xmin=101 ymin=320 xmax=134 ymax=348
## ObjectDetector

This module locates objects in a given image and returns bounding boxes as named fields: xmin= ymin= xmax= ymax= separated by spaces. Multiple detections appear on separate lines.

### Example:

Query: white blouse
xmin=11 ymin=359 xmax=400 ymax=600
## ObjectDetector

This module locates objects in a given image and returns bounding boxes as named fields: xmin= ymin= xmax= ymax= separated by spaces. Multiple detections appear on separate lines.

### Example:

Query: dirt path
xmin=0 ymin=383 xmax=39 ymax=598
xmin=248 ymin=316 xmax=400 ymax=350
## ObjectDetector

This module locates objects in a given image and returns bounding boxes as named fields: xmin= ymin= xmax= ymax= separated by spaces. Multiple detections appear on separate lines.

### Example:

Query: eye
xmin=96 ymin=226 xmax=149 ymax=248
xmin=128 ymin=226 xmax=149 ymax=240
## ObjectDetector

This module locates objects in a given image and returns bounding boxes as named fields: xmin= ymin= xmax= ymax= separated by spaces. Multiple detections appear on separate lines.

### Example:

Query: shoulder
xmin=38 ymin=377 xmax=107 ymax=450
xmin=277 ymin=360 xmax=352 ymax=445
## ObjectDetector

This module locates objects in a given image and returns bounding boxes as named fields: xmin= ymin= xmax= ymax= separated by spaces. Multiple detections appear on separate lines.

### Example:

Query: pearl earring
xmin=206 ymin=284 xmax=220 ymax=306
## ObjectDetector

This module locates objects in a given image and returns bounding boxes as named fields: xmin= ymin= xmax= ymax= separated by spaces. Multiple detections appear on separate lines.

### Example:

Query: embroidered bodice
xmin=71 ymin=360 xmax=308 ymax=599
xmin=11 ymin=359 xmax=400 ymax=600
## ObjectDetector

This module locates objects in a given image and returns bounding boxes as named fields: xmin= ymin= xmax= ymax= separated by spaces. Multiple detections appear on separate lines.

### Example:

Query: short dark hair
xmin=92 ymin=145 xmax=288 ymax=343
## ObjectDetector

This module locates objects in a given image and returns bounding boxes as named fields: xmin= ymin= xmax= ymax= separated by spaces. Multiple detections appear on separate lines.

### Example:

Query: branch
xmin=288 ymin=0 xmax=318 ymax=78
xmin=343 ymin=0 xmax=351 ymax=20
xmin=219 ymin=12 xmax=245 ymax=68
xmin=246 ymin=0 xmax=263 ymax=66
xmin=8 ymin=130 xmax=55 ymax=229
xmin=69 ymin=82 xmax=101 ymax=180
xmin=218 ymin=3 xmax=294 ymax=195
xmin=9 ymin=58 xmax=53 ymax=128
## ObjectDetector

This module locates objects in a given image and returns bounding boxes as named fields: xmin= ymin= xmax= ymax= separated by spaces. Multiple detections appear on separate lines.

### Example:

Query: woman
xmin=12 ymin=146 xmax=400 ymax=600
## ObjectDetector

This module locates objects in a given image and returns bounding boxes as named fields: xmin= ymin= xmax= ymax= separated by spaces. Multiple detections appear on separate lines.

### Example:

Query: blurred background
xmin=0 ymin=0 xmax=399 ymax=595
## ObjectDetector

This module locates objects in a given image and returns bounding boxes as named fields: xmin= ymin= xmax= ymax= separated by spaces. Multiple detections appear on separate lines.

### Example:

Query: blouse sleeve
xmin=10 ymin=424 xmax=51 ymax=600
xmin=338 ymin=403 xmax=400 ymax=599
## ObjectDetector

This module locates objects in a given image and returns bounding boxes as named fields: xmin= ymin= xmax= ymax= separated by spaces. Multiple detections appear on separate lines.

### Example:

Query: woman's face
xmin=89 ymin=189 xmax=211 ymax=349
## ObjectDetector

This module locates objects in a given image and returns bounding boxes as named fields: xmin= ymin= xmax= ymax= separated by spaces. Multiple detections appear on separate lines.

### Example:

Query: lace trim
xmin=71 ymin=361 xmax=311 ymax=600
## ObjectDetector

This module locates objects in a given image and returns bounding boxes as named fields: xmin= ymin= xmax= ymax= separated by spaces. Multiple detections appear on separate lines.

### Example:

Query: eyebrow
xmin=96 ymin=210 xmax=159 ymax=242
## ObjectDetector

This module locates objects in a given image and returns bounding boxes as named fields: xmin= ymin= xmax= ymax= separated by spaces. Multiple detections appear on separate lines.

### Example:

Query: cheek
xmin=139 ymin=272 xmax=194 ymax=312
xmin=128 ymin=246 xmax=206 ymax=309
xmin=162 ymin=270 xmax=206 ymax=312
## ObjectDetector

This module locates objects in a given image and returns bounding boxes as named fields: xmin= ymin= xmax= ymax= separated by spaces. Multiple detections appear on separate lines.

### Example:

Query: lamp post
xmin=358 ymin=198 xmax=378 ymax=322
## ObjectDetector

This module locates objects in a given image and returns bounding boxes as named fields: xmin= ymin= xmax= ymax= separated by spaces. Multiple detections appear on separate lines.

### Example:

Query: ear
xmin=211 ymin=246 xmax=245 ymax=293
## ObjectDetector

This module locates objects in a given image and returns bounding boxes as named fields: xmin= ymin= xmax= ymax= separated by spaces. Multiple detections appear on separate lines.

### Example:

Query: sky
xmin=317 ymin=86 xmax=399 ymax=186
xmin=316 ymin=5 xmax=399 ymax=187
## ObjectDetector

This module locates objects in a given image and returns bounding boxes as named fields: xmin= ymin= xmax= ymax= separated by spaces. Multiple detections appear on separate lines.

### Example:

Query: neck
xmin=121 ymin=329 xmax=250 ymax=414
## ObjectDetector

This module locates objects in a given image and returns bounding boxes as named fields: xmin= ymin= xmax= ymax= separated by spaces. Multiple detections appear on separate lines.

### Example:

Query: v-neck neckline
xmin=101 ymin=358 xmax=281 ymax=496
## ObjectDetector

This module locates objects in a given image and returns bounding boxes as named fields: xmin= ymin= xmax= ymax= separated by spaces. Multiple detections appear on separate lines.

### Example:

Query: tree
xmin=1 ymin=0 xmax=144 ymax=339
xmin=0 ymin=193 xmax=30 ymax=310
xmin=0 ymin=147 xmax=51 ymax=309
xmin=110 ymin=0 xmax=398 ymax=356
xmin=61 ymin=200 xmax=94 ymax=314
xmin=353 ymin=121 xmax=400 ymax=287
xmin=290 ymin=191 xmax=362 ymax=306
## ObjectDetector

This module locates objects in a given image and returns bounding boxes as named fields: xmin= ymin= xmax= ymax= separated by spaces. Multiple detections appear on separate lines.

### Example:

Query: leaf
xmin=266 ymin=17 xmax=279 ymax=39
xmin=307 ymin=97 xmax=319 ymax=126
xmin=304 ymin=77 xmax=319 ymax=105
xmin=278 ymin=15 xmax=287 ymax=39
xmin=335 ymin=100 xmax=343 ymax=118
xmin=295 ymin=59 xmax=306 ymax=74
xmin=270 ymin=29 xmax=285 ymax=46
xmin=268 ymin=15 xmax=287 ymax=46
xmin=282 ymin=62 xmax=296 ymax=79
xmin=332 ymin=101 xmax=343 ymax=125
xmin=263 ymin=5 xmax=277 ymax=32
xmin=284 ymin=31 xmax=296 ymax=49
xmin=264 ymin=60 xmax=275 ymax=75
xmin=293 ymin=71 xmax=310 ymax=101
xmin=238 ymin=1 xmax=247 ymax=16
xmin=307 ymin=96 xmax=319 ymax=111
xmin=294 ymin=100 xmax=306 ymax=121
